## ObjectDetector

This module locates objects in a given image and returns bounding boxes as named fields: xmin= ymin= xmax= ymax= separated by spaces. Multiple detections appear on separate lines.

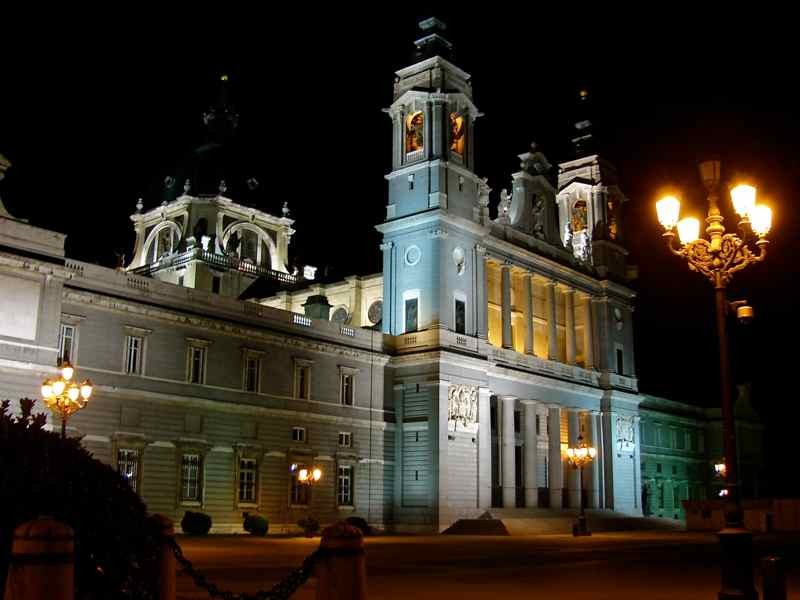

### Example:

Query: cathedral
xmin=0 ymin=19 xmax=761 ymax=532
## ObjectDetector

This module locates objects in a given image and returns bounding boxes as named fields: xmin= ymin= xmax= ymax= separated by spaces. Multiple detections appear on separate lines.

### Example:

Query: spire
xmin=203 ymin=74 xmax=239 ymax=140
xmin=413 ymin=17 xmax=453 ymax=60
xmin=571 ymin=88 xmax=596 ymax=157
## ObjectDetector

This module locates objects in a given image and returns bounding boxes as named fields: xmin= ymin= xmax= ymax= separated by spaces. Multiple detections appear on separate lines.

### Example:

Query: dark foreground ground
xmin=176 ymin=531 xmax=800 ymax=599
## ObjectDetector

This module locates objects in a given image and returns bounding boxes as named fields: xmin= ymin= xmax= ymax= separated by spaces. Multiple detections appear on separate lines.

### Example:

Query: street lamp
xmin=566 ymin=434 xmax=597 ymax=537
xmin=656 ymin=160 xmax=771 ymax=600
xmin=40 ymin=360 xmax=93 ymax=438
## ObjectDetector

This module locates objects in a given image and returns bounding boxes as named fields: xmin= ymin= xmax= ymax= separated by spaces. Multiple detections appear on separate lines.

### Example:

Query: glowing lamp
xmin=67 ymin=384 xmax=80 ymax=402
xmin=677 ymin=217 xmax=701 ymax=245
xmin=298 ymin=468 xmax=309 ymax=482
xmin=80 ymin=380 xmax=93 ymax=400
xmin=714 ymin=462 xmax=727 ymax=477
xmin=730 ymin=184 xmax=757 ymax=218
xmin=41 ymin=380 xmax=53 ymax=399
xmin=312 ymin=468 xmax=322 ymax=482
xmin=52 ymin=379 xmax=66 ymax=396
xmin=61 ymin=361 xmax=74 ymax=381
xmin=656 ymin=196 xmax=681 ymax=230
xmin=750 ymin=204 xmax=772 ymax=237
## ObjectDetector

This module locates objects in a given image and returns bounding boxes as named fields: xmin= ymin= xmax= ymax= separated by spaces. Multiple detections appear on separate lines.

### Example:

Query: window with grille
xmin=341 ymin=373 xmax=354 ymax=406
xmin=337 ymin=465 xmax=353 ymax=506
xmin=291 ymin=427 xmax=306 ymax=443
xmin=244 ymin=356 xmax=260 ymax=392
xmin=188 ymin=346 xmax=206 ymax=384
xmin=117 ymin=449 xmax=139 ymax=492
xmin=125 ymin=335 xmax=144 ymax=375
xmin=238 ymin=458 xmax=257 ymax=503
xmin=338 ymin=432 xmax=352 ymax=448
xmin=58 ymin=324 xmax=76 ymax=364
xmin=181 ymin=454 xmax=202 ymax=501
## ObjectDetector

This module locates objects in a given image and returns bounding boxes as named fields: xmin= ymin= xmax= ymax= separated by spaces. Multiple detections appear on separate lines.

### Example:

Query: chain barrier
xmin=167 ymin=537 xmax=321 ymax=600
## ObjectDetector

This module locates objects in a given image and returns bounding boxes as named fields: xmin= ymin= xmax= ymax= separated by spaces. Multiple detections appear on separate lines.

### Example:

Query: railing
xmin=292 ymin=314 xmax=312 ymax=327
xmin=131 ymin=248 xmax=297 ymax=285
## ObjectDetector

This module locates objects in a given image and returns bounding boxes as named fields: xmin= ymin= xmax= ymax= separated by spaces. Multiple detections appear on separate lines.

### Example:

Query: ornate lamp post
xmin=566 ymin=434 xmax=597 ymax=537
xmin=291 ymin=464 xmax=323 ymax=486
xmin=656 ymin=160 xmax=772 ymax=600
xmin=40 ymin=360 xmax=94 ymax=438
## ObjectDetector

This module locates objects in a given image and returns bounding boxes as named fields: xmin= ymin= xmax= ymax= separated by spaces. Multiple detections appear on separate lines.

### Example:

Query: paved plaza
xmin=175 ymin=531 xmax=800 ymax=599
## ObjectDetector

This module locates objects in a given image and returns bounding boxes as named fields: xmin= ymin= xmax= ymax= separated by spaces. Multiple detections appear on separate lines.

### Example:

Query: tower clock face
xmin=449 ymin=113 xmax=465 ymax=155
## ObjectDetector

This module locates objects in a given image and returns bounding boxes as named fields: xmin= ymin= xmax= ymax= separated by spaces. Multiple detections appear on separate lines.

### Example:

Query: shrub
xmin=297 ymin=516 xmax=320 ymax=536
xmin=243 ymin=512 xmax=268 ymax=536
xmin=345 ymin=516 xmax=371 ymax=536
xmin=0 ymin=398 xmax=160 ymax=599
xmin=180 ymin=511 xmax=212 ymax=535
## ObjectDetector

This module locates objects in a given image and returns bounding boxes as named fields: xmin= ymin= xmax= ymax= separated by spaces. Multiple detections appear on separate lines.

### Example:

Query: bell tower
xmin=379 ymin=18 xmax=487 ymax=336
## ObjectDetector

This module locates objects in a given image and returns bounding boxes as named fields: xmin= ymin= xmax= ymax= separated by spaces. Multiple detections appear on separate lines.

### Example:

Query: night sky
xmin=2 ymin=11 xmax=798 ymax=491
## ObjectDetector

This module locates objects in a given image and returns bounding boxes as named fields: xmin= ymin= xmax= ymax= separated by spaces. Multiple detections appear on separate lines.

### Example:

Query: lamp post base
xmin=717 ymin=527 xmax=757 ymax=600
xmin=572 ymin=515 xmax=591 ymax=537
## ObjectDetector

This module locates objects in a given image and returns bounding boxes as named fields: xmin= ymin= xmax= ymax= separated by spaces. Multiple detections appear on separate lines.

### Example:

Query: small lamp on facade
xmin=40 ymin=360 xmax=94 ymax=438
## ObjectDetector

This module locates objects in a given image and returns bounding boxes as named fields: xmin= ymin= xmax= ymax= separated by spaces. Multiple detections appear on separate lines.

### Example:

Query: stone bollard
xmin=3 ymin=517 xmax=74 ymax=600
xmin=315 ymin=522 xmax=366 ymax=600
xmin=762 ymin=556 xmax=786 ymax=600
xmin=148 ymin=514 xmax=176 ymax=600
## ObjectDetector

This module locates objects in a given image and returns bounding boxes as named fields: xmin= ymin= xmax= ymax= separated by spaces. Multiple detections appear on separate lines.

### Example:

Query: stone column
xmin=566 ymin=409 xmax=581 ymax=509
xmin=475 ymin=246 xmax=488 ymax=340
xmin=582 ymin=294 xmax=595 ymax=369
xmin=501 ymin=263 xmax=513 ymax=349
xmin=522 ymin=400 xmax=538 ymax=507
xmin=478 ymin=387 xmax=492 ymax=508
xmin=585 ymin=411 xmax=601 ymax=509
xmin=547 ymin=405 xmax=563 ymax=508
xmin=501 ymin=396 xmax=517 ymax=508
xmin=523 ymin=273 xmax=534 ymax=355
xmin=565 ymin=287 xmax=576 ymax=365
xmin=545 ymin=280 xmax=558 ymax=360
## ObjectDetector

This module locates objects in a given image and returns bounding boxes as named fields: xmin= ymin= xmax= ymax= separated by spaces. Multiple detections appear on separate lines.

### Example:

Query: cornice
xmin=63 ymin=289 xmax=390 ymax=366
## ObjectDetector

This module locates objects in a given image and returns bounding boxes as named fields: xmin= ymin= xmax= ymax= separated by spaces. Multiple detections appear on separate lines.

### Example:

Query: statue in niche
xmin=449 ymin=113 xmax=465 ymax=155
xmin=571 ymin=199 xmax=588 ymax=233
xmin=157 ymin=227 xmax=173 ymax=257
xmin=405 ymin=111 xmax=424 ymax=153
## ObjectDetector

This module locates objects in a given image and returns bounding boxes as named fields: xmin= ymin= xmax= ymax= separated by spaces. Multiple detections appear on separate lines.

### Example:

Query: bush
xmin=297 ymin=516 xmax=320 ymax=536
xmin=345 ymin=516 xmax=371 ymax=536
xmin=0 ymin=398 xmax=160 ymax=600
xmin=180 ymin=511 xmax=212 ymax=535
xmin=242 ymin=512 xmax=268 ymax=536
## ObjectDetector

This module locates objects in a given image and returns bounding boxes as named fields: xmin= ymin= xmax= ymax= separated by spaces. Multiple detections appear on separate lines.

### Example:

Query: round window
xmin=331 ymin=307 xmax=349 ymax=323
xmin=367 ymin=300 xmax=383 ymax=325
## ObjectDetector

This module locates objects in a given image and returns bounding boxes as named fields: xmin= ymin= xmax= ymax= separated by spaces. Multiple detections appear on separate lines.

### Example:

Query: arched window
xmin=405 ymin=111 xmax=424 ymax=154
xmin=147 ymin=224 xmax=179 ymax=263
xmin=449 ymin=113 xmax=465 ymax=155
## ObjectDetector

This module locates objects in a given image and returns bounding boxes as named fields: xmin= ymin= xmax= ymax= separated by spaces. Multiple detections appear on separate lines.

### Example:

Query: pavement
xmin=175 ymin=530 xmax=800 ymax=599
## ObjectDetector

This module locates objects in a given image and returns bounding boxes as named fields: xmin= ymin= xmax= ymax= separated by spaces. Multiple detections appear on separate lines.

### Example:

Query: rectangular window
xmin=238 ymin=458 xmax=257 ymax=503
xmin=291 ymin=426 xmax=306 ymax=443
xmin=181 ymin=454 xmax=202 ymax=502
xmin=58 ymin=324 xmax=76 ymax=364
xmin=291 ymin=470 xmax=309 ymax=505
xmin=673 ymin=485 xmax=680 ymax=511
xmin=658 ymin=484 xmax=665 ymax=510
xmin=338 ymin=431 xmax=352 ymax=448
xmin=656 ymin=463 xmax=662 ymax=473
xmin=616 ymin=348 xmax=624 ymax=375
xmin=212 ymin=276 xmax=221 ymax=294
xmin=454 ymin=298 xmax=466 ymax=334
xmin=341 ymin=373 xmax=354 ymax=406
xmin=117 ymin=449 xmax=139 ymax=492
xmin=188 ymin=345 xmax=206 ymax=384
xmin=125 ymin=335 xmax=144 ymax=375
xmin=178 ymin=275 xmax=184 ymax=287
xmin=535 ymin=414 xmax=541 ymax=435
xmin=337 ymin=465 xmax=353 ymax=506
xmin=405 ymin=297 xmax=418 ymax=333
xmin=513 ymin=410 xmax=521 ymax=433
xmin=294 ymin=362 xmax=311 ymax=400
xmin=244 ymin=356 xmax=260 ymax=392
